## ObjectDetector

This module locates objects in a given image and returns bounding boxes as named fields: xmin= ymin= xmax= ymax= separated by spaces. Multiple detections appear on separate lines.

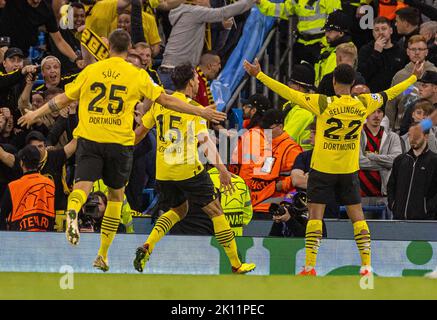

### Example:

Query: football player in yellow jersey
xmin=133 ymin=63 xmax=256 ymax=274
xmin=244 ymin=58 xmax=424 ymax=276
xmin=84 ymin=0 xmax=185 ymax=39
xmin=18 ymin=29 xmax=226 ymax=272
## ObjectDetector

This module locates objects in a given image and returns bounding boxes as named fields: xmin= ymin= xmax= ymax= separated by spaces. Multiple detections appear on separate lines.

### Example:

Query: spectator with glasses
xmin=386 ymin=35 xmax=437 ymax=133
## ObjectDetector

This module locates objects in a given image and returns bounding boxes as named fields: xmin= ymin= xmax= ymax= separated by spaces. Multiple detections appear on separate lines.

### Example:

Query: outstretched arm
xmin=256 ymin=0 xmax=292 ymax=20
xmin=244 ymin=59 xmax=321 ymax=115
xmin=156 ymin=93 xmax=226 ymax=124
xmin=18 ymin=93 xmax=73 ymax=129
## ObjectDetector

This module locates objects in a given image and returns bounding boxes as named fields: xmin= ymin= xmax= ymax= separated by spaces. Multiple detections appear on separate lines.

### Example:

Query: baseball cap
xmin=261 ymin=109 xmax=284 ymax=129
xmin=418 ymin=71 xmax=437 ymax=85
xmin=25 ymin=131 xmax=46 ymax=145
xmin=241 ymin=94 xmax=271 ymax=113
xmin=4 ymin=47 xmax=25 ymax=60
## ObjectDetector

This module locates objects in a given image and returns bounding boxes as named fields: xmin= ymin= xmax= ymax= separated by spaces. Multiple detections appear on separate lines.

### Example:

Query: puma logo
xmin=102 ymin=232 xmax=110 ymax=238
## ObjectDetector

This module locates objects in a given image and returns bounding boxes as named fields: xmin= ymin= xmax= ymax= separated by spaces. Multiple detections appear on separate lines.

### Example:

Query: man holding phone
xmin=357 ymin=16 xmax=405 ymax=93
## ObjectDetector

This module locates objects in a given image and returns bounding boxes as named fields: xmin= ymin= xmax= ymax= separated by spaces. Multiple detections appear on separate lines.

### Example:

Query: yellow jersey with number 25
xmin=257 ymin=72 xmax=417 ymax=174
xmin=65 ymin=57 xmax=164 ymax=146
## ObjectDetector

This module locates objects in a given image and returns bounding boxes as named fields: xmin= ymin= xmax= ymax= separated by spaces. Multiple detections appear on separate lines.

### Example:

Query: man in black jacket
xmin=387 ymin=124 xmax=437 ymax=220
xmin=357 ymin=16 xmax=405 ymax=92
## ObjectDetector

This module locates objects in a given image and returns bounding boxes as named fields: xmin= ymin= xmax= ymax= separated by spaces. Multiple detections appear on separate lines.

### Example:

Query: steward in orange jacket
xmin=249 ymin=109 xmax=303 ymax=214
xmin=0 ymin=145 xmax=55 ymax=231
xmin=229 ymin=94 xmax=272 ymax=185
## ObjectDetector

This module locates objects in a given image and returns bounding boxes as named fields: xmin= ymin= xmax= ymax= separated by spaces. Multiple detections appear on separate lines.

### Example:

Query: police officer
xmin=256 ymin=0 xmax=341 ymax=65
xmin=314 ymin=10 xmax=353 ymax=85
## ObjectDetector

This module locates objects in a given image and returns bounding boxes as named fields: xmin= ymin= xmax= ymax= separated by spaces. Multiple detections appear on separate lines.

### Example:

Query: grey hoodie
xmin=162 ymin=0 xmax=254 ymax=67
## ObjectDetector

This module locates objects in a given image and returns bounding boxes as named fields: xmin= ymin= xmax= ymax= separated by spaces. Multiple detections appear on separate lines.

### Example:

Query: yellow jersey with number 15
xmin=141 ymin=91 xmax=209 ymax=181
xmin=65 ymin=57 xmax=164 ymax=146
xmin=256 ymin=72 xmax=417 ymax=174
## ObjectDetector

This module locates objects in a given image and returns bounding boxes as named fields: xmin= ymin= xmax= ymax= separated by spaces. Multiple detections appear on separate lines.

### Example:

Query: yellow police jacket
xmin=257 ymin=0 xmax=341 ymax=45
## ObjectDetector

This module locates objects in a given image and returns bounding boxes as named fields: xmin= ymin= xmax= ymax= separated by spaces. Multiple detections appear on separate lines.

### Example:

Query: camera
xmin=0 ymin=36 xmax=10 ymax=47
xmin=269 ymin=191 xmax=309 ymax=221
xmin=79 ymin=193 xmax=104 ymax=232
xmin=82 ymin=193 xmax=101 ymax=218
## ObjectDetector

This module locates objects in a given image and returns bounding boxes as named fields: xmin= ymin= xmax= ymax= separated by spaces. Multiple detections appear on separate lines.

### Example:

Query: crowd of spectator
xmin=0 ymin=0 xmax=436 ymax=235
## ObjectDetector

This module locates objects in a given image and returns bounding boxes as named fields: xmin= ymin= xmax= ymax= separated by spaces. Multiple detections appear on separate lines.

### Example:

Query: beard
xmin=411 ymin=139 xmax=426 ymax=150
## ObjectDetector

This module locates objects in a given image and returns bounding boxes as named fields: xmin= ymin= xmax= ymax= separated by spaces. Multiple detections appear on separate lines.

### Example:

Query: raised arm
xmin=244 ymin=59 xmax=321 ymax=115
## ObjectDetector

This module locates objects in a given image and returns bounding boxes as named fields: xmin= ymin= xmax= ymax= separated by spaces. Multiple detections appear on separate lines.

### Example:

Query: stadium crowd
xmin=0 ymin=0 xmax=436 ymax=236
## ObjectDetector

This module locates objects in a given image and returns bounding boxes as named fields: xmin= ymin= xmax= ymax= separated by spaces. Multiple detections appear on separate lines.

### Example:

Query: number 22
xmin=323 ymin=118 xmax=362 ymax=141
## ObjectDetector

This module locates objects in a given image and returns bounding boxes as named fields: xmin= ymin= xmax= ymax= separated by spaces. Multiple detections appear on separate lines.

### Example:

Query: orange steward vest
xmin=8 ymin=173 xmax=55 ymax=231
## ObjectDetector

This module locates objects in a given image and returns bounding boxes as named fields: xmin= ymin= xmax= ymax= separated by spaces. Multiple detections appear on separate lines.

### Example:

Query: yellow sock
xmin=353 ymin=220 xmax=371 ymax=267
xmin=98 ymin=201 xmax=122 ymax=261
xmin=212 ymin=215 xmax=241 ymax=269
xmin=146 ymin=210 xmax=181 ymax=252
xmin=67 ymin=189 xmax=87 ymax=213
xmin=55 ymin=210 xmax=66 ymax=232
xmin=305 ymin=220 xmax=323 ymax=268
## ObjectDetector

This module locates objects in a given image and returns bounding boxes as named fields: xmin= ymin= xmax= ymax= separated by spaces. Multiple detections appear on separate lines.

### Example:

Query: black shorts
xmin=74 ymin=138 xmax=134 ymax=189
xmin=307 ymin=169 xmax=361 ymax=206
xmin=156 ymin=170 xmax=217 ymax=209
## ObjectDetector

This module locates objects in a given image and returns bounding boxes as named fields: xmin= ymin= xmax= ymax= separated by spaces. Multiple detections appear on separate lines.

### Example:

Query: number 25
xmin=88 ymin=82 xmax=127 ymax=115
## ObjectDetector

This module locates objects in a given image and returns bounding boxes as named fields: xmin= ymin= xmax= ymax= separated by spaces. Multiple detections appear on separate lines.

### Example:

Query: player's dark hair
xmin=71 ymin=2 xmax=85 ymax=10
xmin=18 ymin=145 xmax=41 ymax=171
xmin=109 ymin=29 xmax=131 ymax=54
xmin=396 ymin=7 xmax=421 ymax=27
xmin=333 ymin=64 xmax=356 ymax=85
xmin=171 ymin=63 xmax=195 ymax=91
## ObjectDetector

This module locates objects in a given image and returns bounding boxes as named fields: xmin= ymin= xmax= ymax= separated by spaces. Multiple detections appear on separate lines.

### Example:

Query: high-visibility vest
xmin=378 ymin=0 xmax=407 ymax=20
xmin=314 ymin=40 xmax=354 ymax=85
xmin=208 ymin=168 xmax=252 ymax=236
xmin=314 ymin=44 xmax=337 ymax=86
xmin=283 ymin=102 xmax=314 ymax=151
xmin=8 ymin=173 xmax=55 ymax=231
xmin=92 ymin=179 xmax=134 ymax=233
xmin=257 ymin=0 xmax=342 ymax=45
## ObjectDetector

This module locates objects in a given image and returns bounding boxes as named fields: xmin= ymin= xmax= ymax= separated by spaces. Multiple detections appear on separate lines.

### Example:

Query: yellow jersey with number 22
xmin=256 ymin=72 xmax=417 ymax=174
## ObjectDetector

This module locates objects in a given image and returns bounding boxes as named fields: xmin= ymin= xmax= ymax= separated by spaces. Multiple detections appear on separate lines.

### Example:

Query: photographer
xmin=79 ymin=191 xmax=126 ymax=234
xmin=269 ymin=191 xmax=327 ymax=238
